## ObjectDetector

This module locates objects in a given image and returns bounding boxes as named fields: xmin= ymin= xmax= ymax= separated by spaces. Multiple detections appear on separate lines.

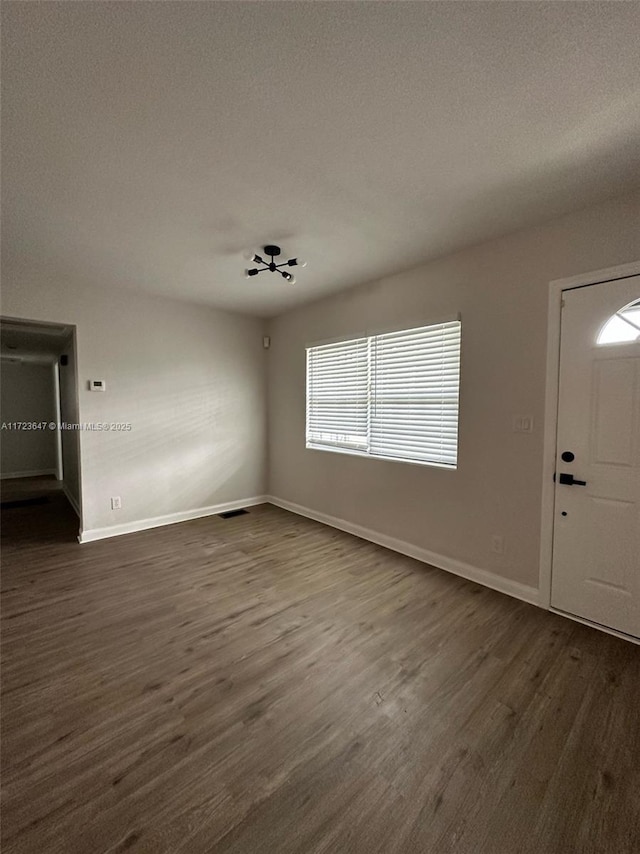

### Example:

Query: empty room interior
xmin=2 ymin=2 xmax=640 ymax=853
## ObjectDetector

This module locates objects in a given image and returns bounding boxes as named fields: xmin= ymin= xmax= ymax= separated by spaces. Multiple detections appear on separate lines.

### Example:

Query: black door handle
xmin=558 ymin=472 xmax=587 ymax=486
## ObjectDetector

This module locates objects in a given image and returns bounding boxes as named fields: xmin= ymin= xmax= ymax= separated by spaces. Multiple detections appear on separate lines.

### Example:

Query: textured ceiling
xmin=3 ymin=1 xmax=640 ymax=317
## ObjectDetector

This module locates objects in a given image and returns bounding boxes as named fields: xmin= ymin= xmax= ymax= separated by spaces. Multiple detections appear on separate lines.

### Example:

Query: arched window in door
xmin=597 ymin=299 xmax=640 ymax=345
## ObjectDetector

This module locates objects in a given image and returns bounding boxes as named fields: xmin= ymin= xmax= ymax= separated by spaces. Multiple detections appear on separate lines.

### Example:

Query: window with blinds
xmin=306 ymin=320 xmax=461 ymax=468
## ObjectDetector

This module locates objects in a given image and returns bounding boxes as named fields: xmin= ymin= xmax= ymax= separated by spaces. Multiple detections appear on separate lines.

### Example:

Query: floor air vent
xmin=218 ymin=508 xmax=249 ymax=519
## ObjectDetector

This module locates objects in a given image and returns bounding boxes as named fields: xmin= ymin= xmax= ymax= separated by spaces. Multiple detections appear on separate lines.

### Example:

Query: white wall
xmin=267 ymin=192 xmax=640 ymax=591
xmin=0 ymin=360 xmax=57 ymax=477
xmin=1 ymin=280 xmax=266 ymax=536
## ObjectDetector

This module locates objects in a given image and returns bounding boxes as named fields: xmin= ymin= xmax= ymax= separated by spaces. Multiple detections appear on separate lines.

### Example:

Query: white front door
xmin=551 ymin=275 xmax=640 ymax=638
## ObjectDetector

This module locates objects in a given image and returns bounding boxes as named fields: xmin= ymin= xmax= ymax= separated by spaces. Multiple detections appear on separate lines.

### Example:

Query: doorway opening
xmin=0 ymin=317 xmax=82 ymax=539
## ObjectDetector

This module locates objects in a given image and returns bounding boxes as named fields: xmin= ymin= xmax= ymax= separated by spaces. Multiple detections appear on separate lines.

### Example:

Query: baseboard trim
xmin=267 ymin=495 xmax=541 ymax=608
xmin=549 ymin=607 xmax=640 ymax=646
xmin=79 ymin=495 xmax=269 ymax=543
xmin=1 ymin=468 xmax=56 ymax=480
xmin=62 ymin=483 xmax=81 ymax=519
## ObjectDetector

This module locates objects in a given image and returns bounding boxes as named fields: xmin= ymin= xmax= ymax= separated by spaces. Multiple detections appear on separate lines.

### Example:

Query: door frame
xmin=52 ymin=360 xmax=64 ymax=481
xmin=539 ymin=260 xmax=640 ymax=637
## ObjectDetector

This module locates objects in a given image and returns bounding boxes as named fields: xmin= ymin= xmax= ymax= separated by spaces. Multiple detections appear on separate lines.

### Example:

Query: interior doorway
xmin=0 ymin=317 xmax=82 ymax=537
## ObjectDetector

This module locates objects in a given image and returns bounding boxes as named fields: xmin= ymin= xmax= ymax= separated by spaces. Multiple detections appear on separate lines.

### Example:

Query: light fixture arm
xmin=244 ymin=245 xmax=304 ymax=283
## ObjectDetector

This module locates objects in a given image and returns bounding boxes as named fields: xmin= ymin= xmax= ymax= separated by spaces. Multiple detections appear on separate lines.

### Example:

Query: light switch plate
xmin=513 ymin=415 xmax=534 ymax=433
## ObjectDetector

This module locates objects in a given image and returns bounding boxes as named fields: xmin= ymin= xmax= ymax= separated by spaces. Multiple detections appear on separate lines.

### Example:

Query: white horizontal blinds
xmin=306 ymin=337 xmax=369 ymax=450
xmin=370 ymin=321 xmax=461 ymax=466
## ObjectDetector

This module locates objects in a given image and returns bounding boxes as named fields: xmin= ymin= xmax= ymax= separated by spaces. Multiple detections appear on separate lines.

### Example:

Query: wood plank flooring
xmin=2 ymin=483 xmax=639 ymax=853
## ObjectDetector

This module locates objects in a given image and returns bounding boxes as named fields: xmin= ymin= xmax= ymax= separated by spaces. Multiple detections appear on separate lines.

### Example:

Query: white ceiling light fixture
xmin=244 ymin=245 xmax=306 ymax=284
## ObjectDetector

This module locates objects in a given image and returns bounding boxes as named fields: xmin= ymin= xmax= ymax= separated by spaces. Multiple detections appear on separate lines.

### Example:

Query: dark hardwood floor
xmin=1 ymin=482 xmax=639 ymax=853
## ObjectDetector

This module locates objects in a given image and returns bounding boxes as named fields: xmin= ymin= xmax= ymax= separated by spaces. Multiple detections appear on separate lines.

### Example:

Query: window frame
xmin=596 ymin=299 xmax=640 ymax=346
xmin=305 ymin=318 xmax=461 ymax=470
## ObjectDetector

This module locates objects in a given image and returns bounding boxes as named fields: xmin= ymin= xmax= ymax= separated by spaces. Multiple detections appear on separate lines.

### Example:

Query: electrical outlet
xmin=491 ymin=534 xmax=504 ymax=554
xmin=111 ymin=496 xmax=122 ymax=510
xmin=513 ymin=415 xmax=534 ymax=433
